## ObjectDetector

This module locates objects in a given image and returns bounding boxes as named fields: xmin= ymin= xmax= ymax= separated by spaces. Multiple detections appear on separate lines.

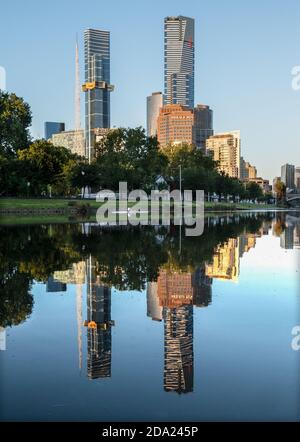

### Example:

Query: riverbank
xmin=0 ymin=198 xmax=279 ymax=222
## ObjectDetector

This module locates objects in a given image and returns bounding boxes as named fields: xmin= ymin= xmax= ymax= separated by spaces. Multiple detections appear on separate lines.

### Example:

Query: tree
xmin=68 ymin=162 xmax=101 ymax=194
xmin=245 ymin=181 xmax=263 ymax=200
xmin=0 ymin=91 xmax=32 ymax=157
xmin=17 ymin=139 xmax=78 ymax=195
xmin=95 ymin=127 xmax=168 ymax=191
xmin=162 ymin=143 xmax=217 ymax=192
xmin=274 ymin=180 xmax=286 ymax=201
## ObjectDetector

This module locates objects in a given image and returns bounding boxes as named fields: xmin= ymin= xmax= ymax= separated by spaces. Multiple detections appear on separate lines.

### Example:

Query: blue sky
xmin=1 ymin=0 xmax=299 ymax=180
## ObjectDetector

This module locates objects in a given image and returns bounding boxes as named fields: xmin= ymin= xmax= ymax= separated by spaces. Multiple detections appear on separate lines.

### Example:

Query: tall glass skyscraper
xmin=83 ymin=29 xmax=114 ymax=161
xmin=164 ymin=16 xmax=195 ymax=109
xmin=44 ymin=122 xmax=65 ymax=140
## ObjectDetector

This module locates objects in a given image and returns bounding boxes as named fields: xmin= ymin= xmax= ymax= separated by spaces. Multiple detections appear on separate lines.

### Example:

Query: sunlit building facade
xmin=51 ymin=129 xmax=85 ymax=157
xmin=206 ymin=131 xmax=241 ymax=178
xmin=147 ymin=92 xmax=163 ymax=137
xmin=157 ymin=104 xmax=194 ymax=147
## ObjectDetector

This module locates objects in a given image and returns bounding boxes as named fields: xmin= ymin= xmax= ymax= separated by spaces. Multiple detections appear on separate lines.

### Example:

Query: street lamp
xmin=81 ymin=170 xmax=85 ymax=199
xmin=27 ymin=181 xmax=30 ymax=198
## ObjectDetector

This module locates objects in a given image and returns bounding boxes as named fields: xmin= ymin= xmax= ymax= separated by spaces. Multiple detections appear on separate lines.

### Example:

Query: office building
xmin=51 ymin=129 xmax=85 ymax=157
xmin=157 ymin=104 xmax=194 ymax=146
xmin=147 ymin=92 xmax=163 ymax=137
xmin=281 ymin=164 xmax=295 ymax=189
xmin=240 ymin=158 xmax=257 ymax=181
xmin=83 ymin=29 xmax=114 ymax=162
xmin=44 ymin=122 xmax=65 ymax=140
xmin=248 ymin=177 xmax=271 ymax=193
xmin=295 ymin=167 xmax=300 ymax=189
xmin=193 ymin=104 xmax=213 ymax=150
xmin=164 ymin=16 xmax=195 ymax=109
xmin=206 ymin=131 xmax=241 ymax=178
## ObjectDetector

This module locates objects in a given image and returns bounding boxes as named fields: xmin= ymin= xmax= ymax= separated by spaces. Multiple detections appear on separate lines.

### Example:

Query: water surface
xmin=0 ymin=212 xmax=299 ymax=421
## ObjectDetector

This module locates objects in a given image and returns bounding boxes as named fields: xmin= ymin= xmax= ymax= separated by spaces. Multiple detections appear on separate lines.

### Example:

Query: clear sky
xmin=1 ymin=0 xmax=299 ymax=181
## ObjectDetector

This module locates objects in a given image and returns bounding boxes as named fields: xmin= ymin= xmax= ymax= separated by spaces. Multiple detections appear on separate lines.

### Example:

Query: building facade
xmin=248 ymin=177 xmax=271 ymax=193
xmin=281 ymin=164 xmax=295 ymax=189
xmin=51 ymin=129 xmax=85 ymax=157
xmin=193 ymin=104 xmax=213 ymax=150
xmin=206 ymin=131 xmax=241 ymax=178
xmin=164 ymin=16 xmax=195 ymax=109
xmin=44 ymin=122 xmax=65 ymax=140
xmin=295 ymin=167 xmax=300 ymax=189
xmin=157 ymin=104 xmax=194 ymax=146
xmin=83 ymin=29 xmax=114 ymax=162
xmin=147 ymin=92 xmax=163 ymax=137
xmin=240 ymin=158 xmax=257 ymax=181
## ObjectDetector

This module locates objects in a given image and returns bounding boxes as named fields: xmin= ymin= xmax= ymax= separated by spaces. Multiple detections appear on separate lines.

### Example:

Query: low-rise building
xmin=51 ymin=129 xmax=85 ymax=157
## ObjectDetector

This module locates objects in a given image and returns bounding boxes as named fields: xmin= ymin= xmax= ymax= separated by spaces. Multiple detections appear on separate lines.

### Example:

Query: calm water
xmin=0 ymin=212 xmax=299 ymax=422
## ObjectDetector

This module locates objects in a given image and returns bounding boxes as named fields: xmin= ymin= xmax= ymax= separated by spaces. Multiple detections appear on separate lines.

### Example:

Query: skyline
xmin=1 ymin=0 xmax=300 ymax=181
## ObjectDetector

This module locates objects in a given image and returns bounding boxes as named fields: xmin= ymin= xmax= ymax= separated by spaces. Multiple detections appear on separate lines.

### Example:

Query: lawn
xmin=0 ymin=198 xmax=278 ymax=212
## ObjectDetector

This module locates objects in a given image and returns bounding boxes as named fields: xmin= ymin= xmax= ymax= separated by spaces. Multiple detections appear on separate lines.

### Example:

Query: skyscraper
xmin=206 ymin=131 xmax=241 ymax=178
xmin=83 ymin=29 xmax=114 ymax=162
xmin=295 ymin=167 xmax=300 ymax=189
xmin=44 ymin=122 xmax=65 ymax=140
xmin=147 ymin=92 xmax=163 ymax=137
xmin=193 ymin=104 xmax=213 ymax=150
xmin=281 ymin=164 xmax=295 ymax=189
xmin=164 ymin=16 xmax=195 ymax=109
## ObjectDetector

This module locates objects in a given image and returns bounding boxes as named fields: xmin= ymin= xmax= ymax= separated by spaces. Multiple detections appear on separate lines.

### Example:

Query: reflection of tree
xmin=71 ymin=228 xmax=169 ymax=291
xmin=0 ymin=212 xmax=276 ymax=304
xmin=0 ymin=266 xmax=33 ymax=327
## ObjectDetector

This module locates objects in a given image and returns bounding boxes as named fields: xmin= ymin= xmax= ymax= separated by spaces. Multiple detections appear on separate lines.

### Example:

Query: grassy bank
xmin=0 ymin=197 xmax=278 ymax=213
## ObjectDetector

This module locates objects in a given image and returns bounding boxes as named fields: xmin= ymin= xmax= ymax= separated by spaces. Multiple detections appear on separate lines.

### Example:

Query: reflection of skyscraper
xmin=46 ymin=276 xmax=67 ymax=293
xmin=147 ymin=282 xmax=163 ymax=321
xmin=84 ymin=256 xmax=113 ymax=379
xmin=155 ymin=269 xmax=194 ymax=394
xmin=206 ymin=238 xmax=240 ymax=282
xmin=157 ymin=270 xmax=193 ymax=308
xmin=280 ymin=225 xmax=295 ymax=250
xmin=0 ymin=327 xmax=6 ymax=351
xmin=192 ymin=267 xmax=212 ymax=307
xmin=294 ymin=224 xmax=300 ymax=249
xmin=164 ymin=305 xmax=193 ymax=394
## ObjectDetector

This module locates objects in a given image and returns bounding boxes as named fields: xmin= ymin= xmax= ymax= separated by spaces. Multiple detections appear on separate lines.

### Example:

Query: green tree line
xmin=0 ymin=90 xmax=266 ymax=201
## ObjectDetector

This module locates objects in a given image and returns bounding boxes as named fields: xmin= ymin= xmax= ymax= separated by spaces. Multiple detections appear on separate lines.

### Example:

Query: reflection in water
xmin=0 ymin=211 xmax=299 ymax=394
xmin=84 ymin=256 xmax=114 ymax=380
